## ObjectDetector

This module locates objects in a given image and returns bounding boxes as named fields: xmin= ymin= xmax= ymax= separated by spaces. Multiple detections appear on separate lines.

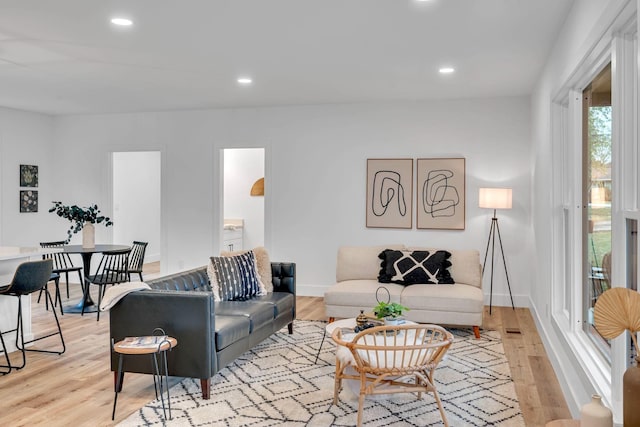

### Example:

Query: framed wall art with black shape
xmin=366 ymin=158 xmax=413 ymax=229
xmin=416 ymin=158 xmax=465 ymax=230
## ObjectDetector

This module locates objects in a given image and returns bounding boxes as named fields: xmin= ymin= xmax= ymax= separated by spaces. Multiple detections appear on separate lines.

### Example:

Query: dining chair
xmin=0 ymin=259 xmax=66 ymax=373
xmin=39 ymin=240 xmax=84 ymax=299
xmin=128 ymin=241 xmax=148 ymax=281
xmin=332 ymin=323 xmax=453 ymax=427
xmin=83 ymin=248 xmax=131 ymax=321
xmin=37 ymin=272 xmax=63 ymax=315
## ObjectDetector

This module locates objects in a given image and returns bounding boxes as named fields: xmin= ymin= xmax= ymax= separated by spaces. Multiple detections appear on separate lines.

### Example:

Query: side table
xmin=112 ymin=333 xmax=177 ymax=420
xmin=315 ymin=318 xmax=358 ymax=364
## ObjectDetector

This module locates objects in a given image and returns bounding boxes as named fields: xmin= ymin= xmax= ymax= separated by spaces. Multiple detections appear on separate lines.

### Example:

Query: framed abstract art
xmin=416 ymin=158 xmax=465 ymax=230
xmin=366 ymin=158 xmax=413 ymax=229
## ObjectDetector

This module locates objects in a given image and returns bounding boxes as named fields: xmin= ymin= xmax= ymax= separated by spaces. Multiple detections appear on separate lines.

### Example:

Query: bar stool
xmin=111 ymin=328 xmax=177 ymax=421
xmin=0 ymin=259 xmax=65 ymax=373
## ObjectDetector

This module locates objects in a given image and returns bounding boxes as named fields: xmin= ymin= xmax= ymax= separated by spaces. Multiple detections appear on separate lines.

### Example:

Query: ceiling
xmin=0 ymin=0 xmax=574 ymax=116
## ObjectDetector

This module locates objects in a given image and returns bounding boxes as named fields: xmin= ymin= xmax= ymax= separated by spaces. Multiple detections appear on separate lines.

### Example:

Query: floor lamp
xmin=479 ymin=188 xmax=515 ymax=314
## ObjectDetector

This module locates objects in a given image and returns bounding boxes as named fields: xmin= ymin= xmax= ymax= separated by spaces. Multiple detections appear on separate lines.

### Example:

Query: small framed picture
xmin=20 ymin=190 xmax=38 ymax=213
xmin=20 ymin=164 xmax=38 ymax=187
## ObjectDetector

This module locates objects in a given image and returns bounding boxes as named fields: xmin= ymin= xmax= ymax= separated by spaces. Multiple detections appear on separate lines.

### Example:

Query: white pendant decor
xmin=82 ymin=223 xmax=95 ymax=249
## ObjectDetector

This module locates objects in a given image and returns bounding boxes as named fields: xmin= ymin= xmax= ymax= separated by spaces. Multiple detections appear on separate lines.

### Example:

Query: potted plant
xmin=49 ymin=201 xmax=113 ymax=247
xmin=373 ymin=300 xmax=410 ymax=325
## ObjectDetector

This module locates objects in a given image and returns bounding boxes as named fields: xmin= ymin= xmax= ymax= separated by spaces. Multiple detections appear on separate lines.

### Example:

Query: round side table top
xmin=545 ymin=419 xmax=579 ymax=427
xmin=114 ymin=336 xmax=177 ymax=355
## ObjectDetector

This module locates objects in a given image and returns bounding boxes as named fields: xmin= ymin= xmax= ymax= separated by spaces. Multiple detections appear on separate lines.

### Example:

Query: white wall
xmin=112 ymin=151 xmax=161 ymax=262
xmin=223 ymin=148 xmax=264 ymax=250
xmin=0 ymin=107 xmax=58 ymax=246
xmin=52 ymin=97 xmax=532 ymax=304
xmin=530 ymin=0 xmax=629 ymax=419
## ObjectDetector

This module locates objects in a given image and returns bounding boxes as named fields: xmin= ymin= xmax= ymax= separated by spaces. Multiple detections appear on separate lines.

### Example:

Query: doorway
xmin=112 ymin=151 xmax=161 ymax=268
xmin=222 ymin=148 xmax=265 ymax=252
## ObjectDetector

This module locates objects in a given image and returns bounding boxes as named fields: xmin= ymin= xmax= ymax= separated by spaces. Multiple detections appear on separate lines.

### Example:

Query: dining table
xmin=62 ymin=244 xmax=131 ymax=313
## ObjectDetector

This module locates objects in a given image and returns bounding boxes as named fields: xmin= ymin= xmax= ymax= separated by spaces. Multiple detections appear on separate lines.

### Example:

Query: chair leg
xmin=77 ymin=270 xmax=84 ymax=292
xmin=54 ymin=276 xmax=64 ymax=315
xmin=333 ymin=360 xmax=342 ymax=405
xmin=138 ymin=272 xmax=144 ymax=282
xmin=13 ymin=297 xmax=28 ymax=369
xmin=357 ymin=388 xmax=365 ymax=427
xmin=65 ymin=271 xmax=70 ymax=299
xmin=96 ymin=285 xmax=103 ymax=321
xmin=0 ymin=329 xmax=12 ymax=374
xmin=21 ymin=290 xmax=66 ymax=356
xmin=432 ymin=388 xmax=449 ymax=427
xmin=81 ymin=281 xmax=91 ymax=317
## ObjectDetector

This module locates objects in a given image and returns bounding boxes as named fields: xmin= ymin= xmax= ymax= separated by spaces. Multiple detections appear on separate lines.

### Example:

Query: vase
xmin=624 ymin=357 xmax=640 ymax=427
xmin=384 ymin=317 xmax=405 ymax=326
xmin=82 ymin=223 xmax=95 ymax=249
xmin=580 ymin=394 xmax=612 ymax=427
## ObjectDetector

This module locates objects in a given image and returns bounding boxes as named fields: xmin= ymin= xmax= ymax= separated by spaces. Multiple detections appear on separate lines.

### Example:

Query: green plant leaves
xmin=49 ymin=201 xmax=113 ymax=243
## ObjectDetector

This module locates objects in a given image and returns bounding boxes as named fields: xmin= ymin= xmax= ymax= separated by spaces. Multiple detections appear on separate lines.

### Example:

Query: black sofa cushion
xmin=215 ymin=315 xmax=251 ymax=350
xmin=215 ymin=301 xmax=275 ymax=333
xmin=251 ymin=292 xmax=295 ymax=318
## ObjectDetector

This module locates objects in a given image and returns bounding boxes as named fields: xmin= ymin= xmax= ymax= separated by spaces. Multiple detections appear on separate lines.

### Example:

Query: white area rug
xmin=119 ymin=320 xmax=524 ymax=426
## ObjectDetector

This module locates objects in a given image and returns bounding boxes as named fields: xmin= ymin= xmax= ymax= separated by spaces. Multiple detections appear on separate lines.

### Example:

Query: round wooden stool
xmin=112 ymin=334 xmax=177 ymax=421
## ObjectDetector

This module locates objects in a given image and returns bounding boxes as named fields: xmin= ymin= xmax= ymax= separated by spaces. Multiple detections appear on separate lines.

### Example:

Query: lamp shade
xmin=479 ymin=188 xmax=512 ymax=209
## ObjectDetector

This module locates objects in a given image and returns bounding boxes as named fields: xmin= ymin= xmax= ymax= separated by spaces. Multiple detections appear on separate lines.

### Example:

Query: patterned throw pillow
xmin=207 ymin=251 xmax=266 ymax=301
xmin=219 ymin=246 xmax=273 ymax=292
xmin=378 ymin=249 xmax=454 ymax=285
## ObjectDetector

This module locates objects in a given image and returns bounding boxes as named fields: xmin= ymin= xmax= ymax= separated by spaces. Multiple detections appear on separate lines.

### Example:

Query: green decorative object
xmin=49 ymin=201 xmax=113 ymax=243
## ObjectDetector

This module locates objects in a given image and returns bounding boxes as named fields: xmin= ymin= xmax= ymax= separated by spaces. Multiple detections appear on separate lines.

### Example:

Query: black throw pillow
xmin=378 ymin=249 xmax=454 ymax=285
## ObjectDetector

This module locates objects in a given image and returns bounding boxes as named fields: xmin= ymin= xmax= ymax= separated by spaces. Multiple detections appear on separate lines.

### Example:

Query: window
xmin=582 ymin=63 xmax=612 ymax=360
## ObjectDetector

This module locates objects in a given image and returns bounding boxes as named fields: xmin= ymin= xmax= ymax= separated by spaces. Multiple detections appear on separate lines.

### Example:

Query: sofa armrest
xmin=271 ymin=262 xmax=296 ymax=294
xmin=109 ymin=289 xmax=217 ymax=378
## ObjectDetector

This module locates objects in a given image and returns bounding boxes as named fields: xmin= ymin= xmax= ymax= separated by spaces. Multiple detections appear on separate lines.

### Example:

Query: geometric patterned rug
xmin=119 ymin=320 xmax=524 ymax=426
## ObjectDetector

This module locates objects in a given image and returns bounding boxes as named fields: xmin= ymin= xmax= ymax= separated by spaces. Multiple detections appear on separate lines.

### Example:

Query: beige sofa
xmin=324 ymin=245 xmax=483 ymax=338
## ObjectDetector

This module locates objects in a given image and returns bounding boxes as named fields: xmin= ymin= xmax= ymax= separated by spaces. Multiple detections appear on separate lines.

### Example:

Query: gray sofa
xmin=109 ymin=262 xmax=296 ymax=399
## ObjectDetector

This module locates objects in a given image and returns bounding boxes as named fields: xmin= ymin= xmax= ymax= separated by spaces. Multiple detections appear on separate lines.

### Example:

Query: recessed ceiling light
xmin=237 ymin=77 xmax=253 ymax=85
xmin=111 ymin=18 xmax=133 ymax=26
xmin=439 ymin=67 xmax=455 ymax=74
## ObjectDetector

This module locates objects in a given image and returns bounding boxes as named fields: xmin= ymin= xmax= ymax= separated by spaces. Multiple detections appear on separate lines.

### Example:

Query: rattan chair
xmin=332 ymin=324 xmax=453 ymax=427
xmin=83 ymin=248 xmax=131 ymax=321
xmin=0 ymin=259 xmax=66 ymax=373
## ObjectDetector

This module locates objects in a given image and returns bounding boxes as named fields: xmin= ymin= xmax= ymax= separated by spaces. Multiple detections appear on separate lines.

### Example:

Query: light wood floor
xmin=0 ymin=263 xmax=571 ymax=426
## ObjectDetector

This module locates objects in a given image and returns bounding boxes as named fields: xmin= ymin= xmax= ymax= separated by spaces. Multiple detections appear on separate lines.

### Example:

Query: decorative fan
xmin=594 ymin=287 xmax=640 ymax=357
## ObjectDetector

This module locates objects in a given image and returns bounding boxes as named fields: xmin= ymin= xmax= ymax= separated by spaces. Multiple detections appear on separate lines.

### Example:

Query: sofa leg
xmin=201 ymin=378 xmax=211 ymax=399
xmin=328 ymin=317 xmax=335 ymax=323
xmin=473 ymin=326 xmax=481 ymax=339
xmin=288 ymin=322 xmax=293 ymax=334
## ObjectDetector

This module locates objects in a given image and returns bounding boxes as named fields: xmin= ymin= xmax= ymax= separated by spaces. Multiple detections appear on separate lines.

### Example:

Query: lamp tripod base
xmin=482 ymin=211 xmax=515 ymax=315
